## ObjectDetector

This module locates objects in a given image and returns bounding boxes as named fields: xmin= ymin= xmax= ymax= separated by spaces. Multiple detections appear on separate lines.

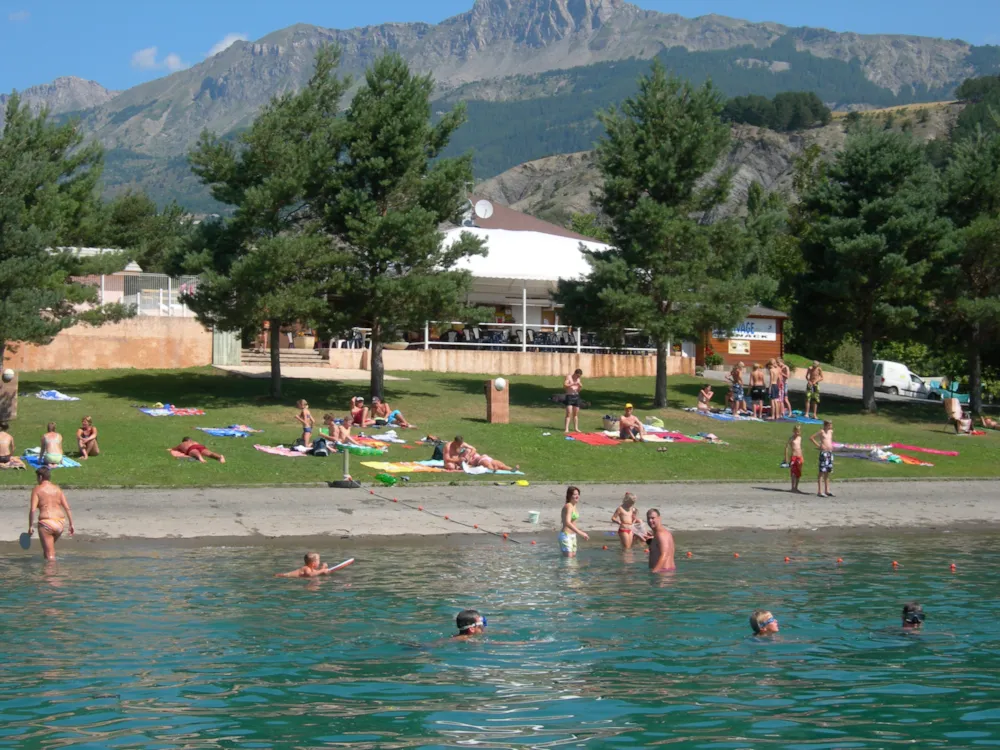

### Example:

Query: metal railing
xmin=416 ymin=321 xmax=657 ymax=355
xmin=96 ymin=273 xmax=199 ymax=317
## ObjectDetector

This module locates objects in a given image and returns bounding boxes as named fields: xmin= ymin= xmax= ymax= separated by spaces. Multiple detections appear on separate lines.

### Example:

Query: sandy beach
xmin=2 ymin=479 xmax=999 ymax=544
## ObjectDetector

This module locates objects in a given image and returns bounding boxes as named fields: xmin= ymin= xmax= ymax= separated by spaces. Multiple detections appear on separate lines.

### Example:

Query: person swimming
xmin=454 ymin=609 xmax=487 ymax=639
xmin=902 ymin=602 xmax=925 ymax=630
xmin=750 ymin=609 xmax=780 ymax=636
xmin=275 ymin=552 xmax=336 ymax=578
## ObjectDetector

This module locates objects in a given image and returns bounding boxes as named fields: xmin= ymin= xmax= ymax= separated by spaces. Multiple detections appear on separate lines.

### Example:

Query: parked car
xmin=872 ymin=360 xmax=932 ymax=397
xmin=927 ymin=378 xmax=971 ymax=404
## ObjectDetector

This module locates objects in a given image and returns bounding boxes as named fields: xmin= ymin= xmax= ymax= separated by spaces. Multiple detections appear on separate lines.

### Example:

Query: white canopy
xmin=444 ymin=227 xmax=606 ymax=283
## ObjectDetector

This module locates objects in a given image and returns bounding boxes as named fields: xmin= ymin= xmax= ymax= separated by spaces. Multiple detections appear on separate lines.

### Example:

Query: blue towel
xmin=197 ymin=427 xmax=250 ymax=438
xmin=35 ymin=390 xmax=79 ymax=401
xmin=780 ymin=416 xmax=825 ymax=425
xmin=23 ymin=453 xmax=81 ymax=469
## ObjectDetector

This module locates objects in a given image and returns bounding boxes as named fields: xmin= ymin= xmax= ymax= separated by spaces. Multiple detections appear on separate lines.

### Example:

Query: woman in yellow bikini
xmin=610 ymin=492 xmax=641 ymax=549
xmin=27 ymin=467 xmax=75 ymax=560
xmin=559 ymin=486 xmax=589 ymax=557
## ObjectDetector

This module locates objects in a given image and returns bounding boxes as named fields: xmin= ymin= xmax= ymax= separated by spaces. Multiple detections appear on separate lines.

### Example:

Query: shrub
xmin=831 ymin=337 xmax=863 ymax=375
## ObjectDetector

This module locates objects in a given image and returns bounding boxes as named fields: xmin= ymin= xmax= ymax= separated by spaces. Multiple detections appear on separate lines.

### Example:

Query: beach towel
xmin=35 ymin=390 xmax=79 ymax=401
xmin=22 ymin=451 xmax=81 ymax=469
xmin=685 ymin=408 xmax=762 ymax=422
xmin=889 ymin=443 xmax=959 ymax=457
xmin=198 ymin=427 xmax=255 ymax=438
xmin=573 ymin=433 xmax=622 ymax=446
xmin=370 ymin=430 xmax=407 ymax=444
xmin=461 ymin=462 xmax=524 ymax=475
xmin=601 ymin=430 xmax=703 ymax=444
xmin=360 ymin=460 xmax=454 ymax=474
xmin=779 ymin=415 xmax=824 ymax=425
xmin=140 ymin=405 xmax=206 ymax=417
xmin=254 ymin=444 xmax=307 ymax=458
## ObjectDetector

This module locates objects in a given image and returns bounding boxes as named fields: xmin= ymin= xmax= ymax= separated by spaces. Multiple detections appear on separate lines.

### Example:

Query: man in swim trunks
xmin=564 ymin=368 xmax=584 ymax=433
xmin=809 ymin=420 xmax=834 ymax=498
xmin=767 ymin=359 xmax=783 ymax=420
xmin=168 ymin=437 xmax=226 ymax=463
xmin=0 ymin=421 xmax=24 ymax=469
xmin=28 ymin=467 xmax=75 ymax=560
xmin=749 ymin=364 xmax=767 ymax=419
xmin=727 ymin=362 xmax=746 ymax=414
xmin=646 ymin=508 xmax=675 ymax=573
xmin=275 ymin=552 xmax=334 ymax=578
xmin=805 ymin=361 xmax=824 ymax=419
xmin=779 ymin=359 xmax=793 ymax=416
xmin=371 ymin=396 xmax=411 ymax=428
xmin=619 ymin=404 xmax=646 ymax=441
xmin=39 ymin=422 xmax=64 ymax=467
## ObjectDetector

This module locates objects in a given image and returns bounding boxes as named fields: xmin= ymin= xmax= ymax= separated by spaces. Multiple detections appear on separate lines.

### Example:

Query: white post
xmin=167 ymin=277 xmax=172 ymax=316
xmin=521 ymin=285 xmax=527 ymax=353
xmin=577 ymin=329 xmax=582 ymax=354
xmin=424 ymin=321 xmax=430 ymax=351
xmin=100 ymin=275 xmax=105 ymax=305
xmin=159 ymin=288 xmax=163 ymax=316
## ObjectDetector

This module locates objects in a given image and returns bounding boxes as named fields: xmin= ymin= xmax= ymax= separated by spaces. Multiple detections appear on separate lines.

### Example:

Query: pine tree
xmin=794 ymin=125 xmax=948 ymax=412
xmin=0 ymin=95 xmax=130 ymax=363
xmin=556 ymin=61 xmax=754 ymax=407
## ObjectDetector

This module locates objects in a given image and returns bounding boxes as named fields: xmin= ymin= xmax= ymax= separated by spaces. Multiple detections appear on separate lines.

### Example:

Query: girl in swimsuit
xmin=77 ymin=416 xmax=100 ymax=459
xmin=610 ymin=492 xmax=640 ymax=549
xmin=559 ymin=485 xmax=589 ymax=557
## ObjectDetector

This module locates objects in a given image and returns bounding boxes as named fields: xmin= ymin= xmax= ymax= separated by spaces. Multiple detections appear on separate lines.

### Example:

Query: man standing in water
xmin=564 ymin=368 xmax=583 ymax=433
xmin=28 ymin=467 xmax=74 ymax=560
xmin=646 ymin=508 xmax=675 ymax=573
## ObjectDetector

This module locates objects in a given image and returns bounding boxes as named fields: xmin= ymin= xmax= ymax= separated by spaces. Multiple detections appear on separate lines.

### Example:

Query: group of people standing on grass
xmin=724 ymin=359 xmax=824 ymax=420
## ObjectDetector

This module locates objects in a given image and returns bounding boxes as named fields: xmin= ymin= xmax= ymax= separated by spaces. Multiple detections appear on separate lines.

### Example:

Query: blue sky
xmin=2 ymin=0 xmax=999 ymax=94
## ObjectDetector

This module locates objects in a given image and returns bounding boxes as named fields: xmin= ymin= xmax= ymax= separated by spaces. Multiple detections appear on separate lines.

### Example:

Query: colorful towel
xmin=198 ymin=427 xmax=255 ymax=438
xmin=254 ymin=444 xmax=307 ymax=458
xmin=354 ymin=436 xmax=390 ymax=449
xmin=685 ymin=408 xmax=763 ymax=422
xmin=573 ymin=433 xmax=622 ymax=446
xmin=461 ymin=462 xmax=524 ymax=475
xmin=360 ymin=460 xmax=453 ymax=474
xmin=779 ymin=415 xmax=824 ymax=425
xmin=140 ymin=405 xmax=206 ymax=417
xmin=35 ymin=390 xmax=79 ymax=401
xmin=890 ymin=443 xmax=958 ymax=456
xmin=23 ymin=453 xmax=81 ymax=469
xmin=370 ymin=430 xmax=407 ymax=444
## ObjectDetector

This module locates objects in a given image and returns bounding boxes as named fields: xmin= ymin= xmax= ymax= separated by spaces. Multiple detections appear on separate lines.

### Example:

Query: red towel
xmin=890 ymin=443 xmax=959 ymax=456
xmin=573 ymin=433 xmax=622 ymax=446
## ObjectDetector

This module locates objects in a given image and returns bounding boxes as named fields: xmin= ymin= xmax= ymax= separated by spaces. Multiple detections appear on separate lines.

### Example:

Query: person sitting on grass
xmin=168 ymin=437 xmax=225 ymax=463
xmin=0 ymin=421 xmax=25 ymax=469
xmin=371 ymin=396 xmax=411 ymax=428
xmin=39 ymin=422 xmax=64 ymax=467
xmin=76 ymin=416 xmax=100 ymax=460
xmin=619 ymin=404 xmax=646 ymax=442
xmin=275 ymin=552 xmax=335 ymax=578
xmin=323 ymin=414 xmax=359 ymax=445
xmin=442 ymin=435 xmax=517 ymax=472
xmin=697 ymin=384 xmax=714 ymax=412
xmin=349 ymin=397 xmax=375 ymax=428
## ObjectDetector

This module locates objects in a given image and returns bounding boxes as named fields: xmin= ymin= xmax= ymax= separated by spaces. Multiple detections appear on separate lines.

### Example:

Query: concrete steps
xmin=240 ymin=349 xmax=326 ymax=367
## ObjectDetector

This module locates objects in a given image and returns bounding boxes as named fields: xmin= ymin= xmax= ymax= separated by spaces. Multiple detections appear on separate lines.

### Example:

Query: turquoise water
xmin=2 ymin=530 xmax=1000 ymax=749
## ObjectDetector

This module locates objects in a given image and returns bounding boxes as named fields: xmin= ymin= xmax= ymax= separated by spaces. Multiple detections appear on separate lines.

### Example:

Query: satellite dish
xmin=474 ymin=199 xmax=494 ymax=220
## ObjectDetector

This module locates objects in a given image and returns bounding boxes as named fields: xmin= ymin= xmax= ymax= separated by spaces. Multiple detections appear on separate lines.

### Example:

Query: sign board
xmin=713 ymin=318 xmax=777 ymax=341
xmin=728 ymin=339 xmax=751 ymax=355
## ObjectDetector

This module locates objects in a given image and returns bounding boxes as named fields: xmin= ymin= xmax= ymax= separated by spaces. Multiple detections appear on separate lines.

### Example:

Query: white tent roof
xmin=444 ymin=227 xmax=607 ymax=283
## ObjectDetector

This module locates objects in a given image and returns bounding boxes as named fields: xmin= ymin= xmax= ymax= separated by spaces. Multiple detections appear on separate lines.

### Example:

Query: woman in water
xmin=559 ymin=485 xmax=589 ymax=557
xmin=610 ymin=492 xmax=640 ymax=549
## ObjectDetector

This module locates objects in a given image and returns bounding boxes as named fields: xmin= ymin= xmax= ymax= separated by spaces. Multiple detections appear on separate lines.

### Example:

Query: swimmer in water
xmin=902 ymin=602 xmax=925 ymax=630
xmin=28 ymin=467 xmax=75 ymax=561
xmin=646 ymin=508 xmax=675 ymax=573
xmin=750 ymin=609 xmax=780 ymax=636
xmin=454 ymin=609 xmax=487 ymax=639
xmin=559 ymin=485 xmax=589 ymax=557
xmin=275 ymin=552 xmax=334 ymax=578
xmin=610 ymin=492 xmax=640 ymax=549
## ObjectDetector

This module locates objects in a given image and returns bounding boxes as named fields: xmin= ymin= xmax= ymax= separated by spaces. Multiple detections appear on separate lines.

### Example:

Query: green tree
xmin=0 ymin=95 xmax=131 ymax=363
xmin=184 ymin=47 xmax=350 ymax=398
xmin=793 ymin=125 xmax=948 ymax=412
xmin=568 ymin=213 xmax=612 ymax=243
xmin=556 ymin=62 xmax=754 ymax=407
xmin=939 ymin=129 xmax=1000 ymax=415
xmin=743 ymin=182 xmax=803 ymax=316
xmin=305 ymin=53 xmax=487 ymax=399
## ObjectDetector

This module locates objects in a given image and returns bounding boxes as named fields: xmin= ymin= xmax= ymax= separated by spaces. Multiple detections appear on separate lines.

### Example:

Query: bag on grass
xmin=311 ymin=438 xmax=331 ymax=457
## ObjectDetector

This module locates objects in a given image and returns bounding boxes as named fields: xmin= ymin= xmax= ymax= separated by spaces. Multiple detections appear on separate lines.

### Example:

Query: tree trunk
xmin=654 ymin=338 xmax=667 ymax=408
xmin=861 ymin=330 xmax=876 ymax=413
xmin=268 ymin=319 xmax=282 ymax=399
xmin=369 ymin=321 xmax=384 ymax=401
xmin=968 ymin=333 xmax=983 ymax=417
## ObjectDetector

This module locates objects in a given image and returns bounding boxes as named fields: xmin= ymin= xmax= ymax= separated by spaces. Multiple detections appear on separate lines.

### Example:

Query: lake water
xmin=2 ymin=529 xmax=1000 ymax=749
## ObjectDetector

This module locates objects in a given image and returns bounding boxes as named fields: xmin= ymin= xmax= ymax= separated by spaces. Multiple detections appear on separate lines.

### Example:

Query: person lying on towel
xmin=168 ymin=437 xmax=225 ymax=463
xmin=443 ymin=435 xmax=517 ymax=472
xmin=371 ymin=396 xmax=412 ymax=428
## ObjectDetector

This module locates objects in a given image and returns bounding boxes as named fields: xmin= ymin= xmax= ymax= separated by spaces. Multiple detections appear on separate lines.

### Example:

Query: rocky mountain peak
xmin=467 ymin=0 xmax=628 ymax=47
xmin=0 ymin=76 xmax=118 ymax=128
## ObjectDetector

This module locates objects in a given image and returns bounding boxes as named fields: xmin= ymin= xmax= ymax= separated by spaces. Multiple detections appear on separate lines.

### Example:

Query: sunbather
xmin=349 ymin=397 xmax=375 ymax=428
xmin=323 ymin=414 xmax=358 ymax=445
xmin=443 ymin=435 xmax=517 ymax=471
xmin=372 ymin=396 xmax=411 ymax=428
xmin=76 ymin=416 xmax=99 ymax=459
xmin=697 ymin=384 xmax=714 ymax=412
xmin=39 ymin=422 xmax=64 ymax=467
xmin=169 ymin=437 xmax=225 ymax=463
xmin=982 ymin=416 xmax=998 ymax=429
xmin=619 ymin=404 xmax=646 ymax=441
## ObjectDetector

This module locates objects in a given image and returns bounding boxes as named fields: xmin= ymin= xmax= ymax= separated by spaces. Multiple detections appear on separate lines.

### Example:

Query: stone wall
xmin=5 ymin=318 xmax=213 ymax=372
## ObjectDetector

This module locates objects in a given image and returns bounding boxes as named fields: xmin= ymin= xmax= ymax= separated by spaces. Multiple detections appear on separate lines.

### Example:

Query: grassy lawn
xmin=1 ymin=367 xmax=995 ymax=489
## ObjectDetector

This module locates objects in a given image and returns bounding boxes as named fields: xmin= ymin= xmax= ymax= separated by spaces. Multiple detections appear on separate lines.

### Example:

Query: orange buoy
xmin=369 ymin=490 xmax=374 ymax=495
xmin=418 ymin=506 xmax=423 ymax=511
xmin=392 ymin=498 xmax=398 ymax=503
xmin=686 ymin=551 xmax=693 ymax=558
xmin=892 ymin=560 xmax=899 ymax=568
xmin=837 ymin=558 xmax=843 ymax=564
xmin=444 ymin=515 xmax=449 ymax=520
xmin=784 ymin=556 xmax=790 ymax=563
xmin=733 ymin=552 xmax=740 ymax=558
xmin=473 ymin=524 xmax=478 ymax=529
xmin=602 ymin=545 xmax=608 ymax=550
xmin=950 ymin=563 xmax=957 ymax=571
xmin=531 ymin=540 xmax=536 ymax=545
xmin=503 ymin=533 xmax=509 ymax=540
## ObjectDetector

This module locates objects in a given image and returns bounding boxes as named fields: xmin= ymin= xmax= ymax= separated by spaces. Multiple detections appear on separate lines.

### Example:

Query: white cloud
xmin=208 ymin=32 xmax=248 ymax=57
xmin=8 ymin=10 xmax=30 ymax=21
xmin=131 ymin=46 xmax=188 ymax=72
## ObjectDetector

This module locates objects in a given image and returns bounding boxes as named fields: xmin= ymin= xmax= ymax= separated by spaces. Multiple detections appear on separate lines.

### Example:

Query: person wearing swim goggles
xmin=750 ymin=609 xmax=780 ymax=635
xmin=455 ymin=609 xmax=488 ymax=638
xmin=902 ymin=602 xmax=925 ymax=630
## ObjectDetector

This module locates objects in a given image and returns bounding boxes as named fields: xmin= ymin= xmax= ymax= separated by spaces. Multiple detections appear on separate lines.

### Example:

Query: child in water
xmin=295 ymin=399 xmax=314 ymax=448
xmin=784 ymin=425 xmax=804 ymax=493
xmin=454 ymin=609 xmax=487 ymax=639
xmin=275 ymin=552 xmax=333 ymax=578
xmin=610 ymin=492 xmax=642 ymax=549
xmin=750 ymin=609 xmax=780 ymax=636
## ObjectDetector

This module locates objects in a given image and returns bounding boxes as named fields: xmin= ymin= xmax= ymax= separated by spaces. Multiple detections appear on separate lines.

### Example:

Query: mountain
xmin=0 ymin=76 xmax=118 ymax=128
xmin=7 ymin=0 xmax=998 ymax=209
xmin=475 ymin=102 xmax=963 ymax=226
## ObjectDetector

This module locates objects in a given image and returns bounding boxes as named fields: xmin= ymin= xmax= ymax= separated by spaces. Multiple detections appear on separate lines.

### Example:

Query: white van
xmin=873 ymin=360 xmax=930 ymax=397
